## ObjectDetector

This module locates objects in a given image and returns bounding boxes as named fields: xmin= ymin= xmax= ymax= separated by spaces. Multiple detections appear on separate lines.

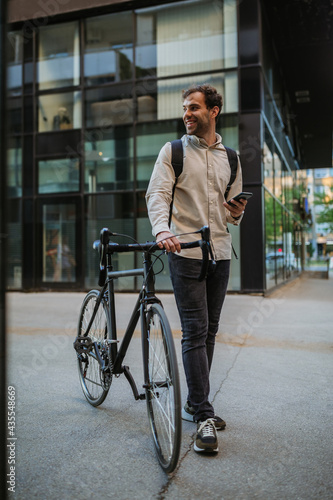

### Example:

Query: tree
xmin=314 ymin=187 xmax=333 ymax=232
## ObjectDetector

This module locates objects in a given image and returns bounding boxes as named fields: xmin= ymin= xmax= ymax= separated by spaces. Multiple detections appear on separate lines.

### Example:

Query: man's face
xmin=183 ymin=91 xmax=216 ymax=138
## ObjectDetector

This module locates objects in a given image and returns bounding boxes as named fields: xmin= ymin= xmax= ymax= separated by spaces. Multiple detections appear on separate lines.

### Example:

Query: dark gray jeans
xmin=168 ymin=253 xmax=230 ymax=422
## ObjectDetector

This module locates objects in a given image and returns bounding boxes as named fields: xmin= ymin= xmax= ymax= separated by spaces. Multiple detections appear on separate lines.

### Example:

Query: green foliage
xmin=314 ymin=187 xmax=333 ymax=232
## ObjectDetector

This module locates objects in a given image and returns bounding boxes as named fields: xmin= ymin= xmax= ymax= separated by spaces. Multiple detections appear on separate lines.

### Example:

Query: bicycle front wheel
xmin=77 ymin=290 xmax=112 ymax=407
xmin=143 ymin=302 xmax=181 ymax=473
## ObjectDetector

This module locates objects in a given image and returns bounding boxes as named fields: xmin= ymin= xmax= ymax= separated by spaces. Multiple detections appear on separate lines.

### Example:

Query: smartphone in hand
xmin=227 ymin=192 xmax=253 ymax=207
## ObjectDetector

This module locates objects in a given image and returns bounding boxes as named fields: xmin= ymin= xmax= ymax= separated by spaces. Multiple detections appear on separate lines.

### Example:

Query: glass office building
xmin=6 ymin=0 xmax=306 ymax=293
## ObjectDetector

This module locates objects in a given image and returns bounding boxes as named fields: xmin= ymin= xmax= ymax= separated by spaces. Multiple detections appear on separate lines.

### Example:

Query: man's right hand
xmin=156 ymin=231 xmax=181 ymax=253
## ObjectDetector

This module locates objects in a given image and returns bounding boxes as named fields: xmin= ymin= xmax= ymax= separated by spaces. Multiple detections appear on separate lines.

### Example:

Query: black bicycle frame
xmin=91 ymin=249 xmax=159 ymax=400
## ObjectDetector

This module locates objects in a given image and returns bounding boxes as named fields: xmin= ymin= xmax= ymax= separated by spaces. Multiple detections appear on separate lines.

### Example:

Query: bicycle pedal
xmin=73 ymin=336 xmax=93 ymax=354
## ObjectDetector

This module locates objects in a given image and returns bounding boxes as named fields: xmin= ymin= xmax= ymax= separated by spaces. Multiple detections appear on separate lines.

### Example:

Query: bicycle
xmin=73 ymin=225 xmax=213 ymax=473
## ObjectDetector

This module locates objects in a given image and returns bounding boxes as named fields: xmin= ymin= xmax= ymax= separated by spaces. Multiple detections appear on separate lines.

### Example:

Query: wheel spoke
xmin=77 ymin=291 xmax=111 ymax=406
xmin=145 ymin=303 xmax=181 ymax=473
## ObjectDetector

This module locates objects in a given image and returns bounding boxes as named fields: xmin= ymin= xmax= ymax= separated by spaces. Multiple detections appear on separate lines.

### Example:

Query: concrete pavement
xmin=5 ymin=275 xmax=333 ymax=499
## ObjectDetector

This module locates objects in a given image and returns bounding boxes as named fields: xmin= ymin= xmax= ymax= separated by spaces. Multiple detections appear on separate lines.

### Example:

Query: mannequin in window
xmin=53 ymin=107 xmax=71 ymax=130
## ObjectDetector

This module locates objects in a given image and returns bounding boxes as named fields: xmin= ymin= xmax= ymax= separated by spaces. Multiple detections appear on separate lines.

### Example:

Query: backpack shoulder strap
xmin=224 ymin=146 xmax=238 ymax=201
xmin=171 ymin=139 xmax=183 ymax=179
xmin=225 ymin=146 xmax=240 ymax=260
xmin=169 ymin=140 xmax=183 ymax=226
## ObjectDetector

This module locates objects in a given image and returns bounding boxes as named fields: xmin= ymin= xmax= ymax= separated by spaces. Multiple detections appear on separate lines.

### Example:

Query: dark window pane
xmin=24 ymin=95 xmax=34 ymax=132
xmin=7 ymin=137 xmax=22 ymax=197
xmin=38 ymin=158 xmax=80 ymax=193
xmin=37 ymin=22 xmax=80 ymax=90
xmin=36 ymin=129 xmax=81 ymax=157
xmin=8 ymin=97 xmax=22 ymax=134
xmin=136 ymin=121 xmax=178 ymax=189
xmin=84 ymin=12 xmax=133 ymax=85
xmin=7 ymin=31 xmax=23 ymax=96
xmin=85 ymin=127 xmax=133 ymax=192
xmin=85 ymin=193 xmax=135 ymax=290
xmin=85 ymin=84 xmax=134 ymax=128
xmin=7 ymin=199 xmax=22 ymax=289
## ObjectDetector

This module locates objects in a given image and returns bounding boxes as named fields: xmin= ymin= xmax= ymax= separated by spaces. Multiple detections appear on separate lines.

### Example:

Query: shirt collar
xmin=185 ymin=133 xmax=223 ymax=149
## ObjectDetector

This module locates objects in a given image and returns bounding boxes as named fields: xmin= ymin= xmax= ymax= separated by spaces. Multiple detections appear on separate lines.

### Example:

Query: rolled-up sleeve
xmin=145 ymin=143 xmax=175 ymax=237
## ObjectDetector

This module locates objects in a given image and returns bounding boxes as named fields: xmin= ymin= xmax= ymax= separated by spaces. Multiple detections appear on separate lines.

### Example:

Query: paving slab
xmin=5 ymin=275 xmax=333 ymax=499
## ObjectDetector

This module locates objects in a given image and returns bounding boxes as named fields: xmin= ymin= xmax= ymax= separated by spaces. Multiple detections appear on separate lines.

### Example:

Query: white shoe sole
xmin=194 ymin=443 xmax=219 ymax=453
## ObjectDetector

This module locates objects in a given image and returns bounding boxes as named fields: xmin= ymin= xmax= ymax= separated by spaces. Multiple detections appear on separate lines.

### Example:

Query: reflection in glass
xmin=265 ymin=191 xmax=276 ymax=289
xmin=85 ymin=128 xmax=133 ymax=192
xmin=85 ymin=85 xmax=157 ymax=127
xmin=38 ymin=92 xmax=82 ymax=132
xmin=7 ymin=31 xmax=23 ymax=96
xmin=7 ymin=199 xmax=22 ymax=289
xmin=85 ymin=85 xmax=134 ymax=128
xmin=217 ymin=114 xmax=238 ymax=150
xmin=85 ymin=194 xmax=134 ymax=290
xmin=38 ymin=158 xmax=79 ymax=193
xmin=283 ymin=167 xmax=293 ymax=212
xmin=136 ymin=121 xmax=179 ymax=189
xmin=7 ymin=137 xmax=22 ymax=197
xmin=263 ymin=127 xmax=274 ymax=193
xmin=275 ymin=203 xmax=284 ymax=285
xmin=43 ymin=204 xmax=76 ymax=282
xmin=38 ymin=22 xmax=80 ymax=90
xmin=157 ymin=72 xmax=238 ymax=120
xmin=135 ymin=0 xmax=237 ymax=78
xmin=84 ymin=12 xmax=133 ymax=85
xmin=274 ymin=150 xmax=282 ymax=200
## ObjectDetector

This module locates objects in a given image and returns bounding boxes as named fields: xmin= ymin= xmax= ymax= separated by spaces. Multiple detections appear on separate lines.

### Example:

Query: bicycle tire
xmin=77 ymin=289 xmax=112 ymax=407
xmin=143 ymin=302 xmax=181 ymax=473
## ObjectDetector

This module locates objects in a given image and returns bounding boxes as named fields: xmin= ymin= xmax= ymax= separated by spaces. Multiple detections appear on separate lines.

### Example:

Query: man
xmin=145 ymin=84 xmax=247 ymax=453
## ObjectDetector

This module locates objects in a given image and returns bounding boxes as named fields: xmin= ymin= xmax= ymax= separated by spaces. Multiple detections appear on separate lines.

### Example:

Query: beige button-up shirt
xmin=145 ymin=134 xmax=243 ymax=260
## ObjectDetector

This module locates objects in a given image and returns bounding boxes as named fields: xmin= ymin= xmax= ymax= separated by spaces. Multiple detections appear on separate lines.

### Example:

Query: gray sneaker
xmin=194 ymin=419 xmax=219 ymax=453
xmin=182 ymin=401 xmax=226 ymax=430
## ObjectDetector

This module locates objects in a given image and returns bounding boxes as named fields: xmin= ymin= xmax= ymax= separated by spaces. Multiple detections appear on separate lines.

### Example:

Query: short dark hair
xmin=182 ymin=84 xmax=223 ymax=122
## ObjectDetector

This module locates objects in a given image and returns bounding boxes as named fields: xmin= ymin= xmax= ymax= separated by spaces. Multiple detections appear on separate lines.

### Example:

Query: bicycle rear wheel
xmin=77 ymin=290 xmax=112 ymax=407
xmin=143 ymin=302 xmax=181 ymax=473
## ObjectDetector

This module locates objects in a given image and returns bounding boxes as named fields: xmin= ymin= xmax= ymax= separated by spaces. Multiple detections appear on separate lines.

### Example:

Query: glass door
xmin=39 ymin=200 xmax=80 ymax=286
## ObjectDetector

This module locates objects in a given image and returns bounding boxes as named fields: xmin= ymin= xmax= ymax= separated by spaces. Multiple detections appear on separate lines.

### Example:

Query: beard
xmin=185 ymin=115 xmax=211 ymax=138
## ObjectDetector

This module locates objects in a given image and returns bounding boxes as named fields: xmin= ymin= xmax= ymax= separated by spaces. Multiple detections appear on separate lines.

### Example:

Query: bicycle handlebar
xmin=94 ymin=226 xmax=214 ymax=286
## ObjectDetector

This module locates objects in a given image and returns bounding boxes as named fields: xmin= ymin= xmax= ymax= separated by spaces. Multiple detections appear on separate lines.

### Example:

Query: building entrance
xmin=40 ymin=202 xmax=78 ymax=286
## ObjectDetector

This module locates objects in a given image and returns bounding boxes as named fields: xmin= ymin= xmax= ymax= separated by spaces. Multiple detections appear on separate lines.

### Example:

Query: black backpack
xmin=169 ymin=139 xmax=239 ymax=226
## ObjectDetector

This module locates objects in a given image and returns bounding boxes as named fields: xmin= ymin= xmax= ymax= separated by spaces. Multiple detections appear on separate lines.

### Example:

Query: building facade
xmin=306 ymin=168 xmax=333 ymax=259
xmin=7 ymin=0 xmax=307 ymax=293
